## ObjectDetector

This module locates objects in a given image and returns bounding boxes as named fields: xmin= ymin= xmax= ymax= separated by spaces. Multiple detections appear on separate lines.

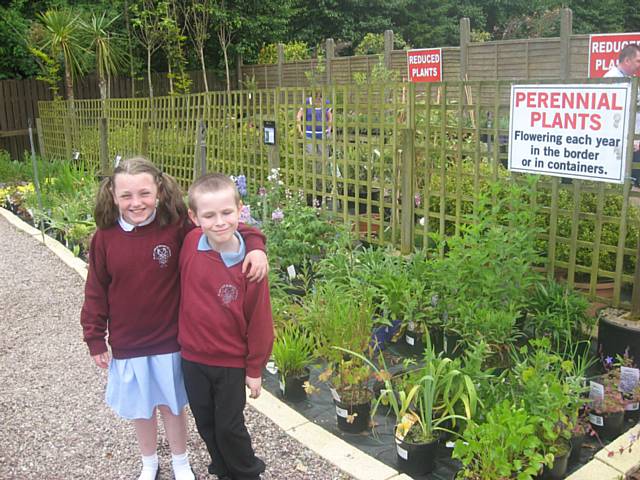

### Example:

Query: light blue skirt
xmin=106 ymin=352 xmax=189 ymax=420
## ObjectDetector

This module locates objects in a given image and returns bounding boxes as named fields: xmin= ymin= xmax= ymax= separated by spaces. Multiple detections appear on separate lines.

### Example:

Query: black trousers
xmin=182 ymin=359 xmax=265 ymax=480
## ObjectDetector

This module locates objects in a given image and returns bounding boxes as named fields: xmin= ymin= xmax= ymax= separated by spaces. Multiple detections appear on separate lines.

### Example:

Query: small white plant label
xmin=279 ymin=380 xmax=285 ymax=394
xmin=265 ymin=361 xmax=278 ymax=374
xmin=287 ymin=264 xmax=297 ymax=280
xmin=626 ymin=402 xmax=639 ymax=411
xmin=589 ymin=413 xmax=604 ymax=426
xmin=336 ymin=406 xmax=348 ymax=418
xmin=396 ymin=445 xmax=408 ymax=460
xmin=329 ymin=388 xmax=341 ymax=402
xmin=619 ymin=367 xmax=639 ymax=393
xmin=589 ymin=381 xmax=605 ymax=402
xmin=406 ymin=335 xmax=415 ymax=346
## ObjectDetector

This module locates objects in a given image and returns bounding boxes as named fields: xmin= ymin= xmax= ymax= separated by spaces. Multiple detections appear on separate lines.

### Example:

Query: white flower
xmin=419 ymin=217 xmax=425 ymax=226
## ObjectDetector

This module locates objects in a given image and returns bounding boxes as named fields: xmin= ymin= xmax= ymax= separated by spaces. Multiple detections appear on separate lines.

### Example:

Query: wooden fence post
xmin=99 ymin=117 xmax=109 ymax=176
xmin=277 ymin=43 xmax=285 ymax=87
xmin=384 ymin=30 xmax=394 ymax=70
xmin=326 ymin=38 xmax=335 ymax=85
xmin=401 ymin=127 xmax=415 ymax=255
xmin=560 ymin=8 xmax=573 ymax=80
xmin=141 ymin=121 xmax=149 ymax=157
xmin=459 ymin=18 xmax=470 ymax=81
xmin=236 ymin=54 xmax=243 ymax=90
xmin=193 ymin=119 xmax=207 ymax=180
xmin=35 ymin=118 xmax=45 ymax=158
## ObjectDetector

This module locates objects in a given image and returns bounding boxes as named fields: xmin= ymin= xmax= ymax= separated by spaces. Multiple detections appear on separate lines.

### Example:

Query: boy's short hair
xmin=188 ymin=173 xmax=240 ymax=213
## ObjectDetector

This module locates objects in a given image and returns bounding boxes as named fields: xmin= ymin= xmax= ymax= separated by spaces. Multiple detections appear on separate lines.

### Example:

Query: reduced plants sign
xmin=589 ymin=33 xmax=640 ymax=78
xmin=508 ymin=83 xmax=632 ymax=184
xmin=407 ymin=48 xmax=442 ymax=82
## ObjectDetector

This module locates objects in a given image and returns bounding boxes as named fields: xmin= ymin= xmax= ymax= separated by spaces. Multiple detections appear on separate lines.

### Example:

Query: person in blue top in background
xmin=297 ymin=90 xmax=333 ymax=155
xmin=297 ymin=90 xmax=333 ymax=203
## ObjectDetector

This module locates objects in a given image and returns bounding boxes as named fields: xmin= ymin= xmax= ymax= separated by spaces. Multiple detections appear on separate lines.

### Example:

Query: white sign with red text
xmin=407 ymin=48 xmax=442 ymax=83
xmin=589 ymin=33 xmax=640 ymax=78
xmin=509 ymin=84 xmax=632 ymax=184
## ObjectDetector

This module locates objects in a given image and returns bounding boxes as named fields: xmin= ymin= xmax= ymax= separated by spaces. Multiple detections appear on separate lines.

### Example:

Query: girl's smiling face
xmin=112 ymin=172 xmax=159 ymax=226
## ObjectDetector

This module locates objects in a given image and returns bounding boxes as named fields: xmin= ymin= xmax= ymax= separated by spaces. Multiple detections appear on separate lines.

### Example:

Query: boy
xmin=178 ymin=173 xmax=273 ymax=480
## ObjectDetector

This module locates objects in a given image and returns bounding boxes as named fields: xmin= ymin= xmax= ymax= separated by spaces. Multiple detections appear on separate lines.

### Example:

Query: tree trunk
xmin=64 ymin=62 xmax=74 ymax=104
xmin=147 ymin=47 xmax=154 ymax=100
xmin=98 ymin=73 xmax=107 ymax=117
xmin=222 ymin=43 xmax=231 ymax=94
xmin=168 ymin=61 xmax=174 ymax=95
xmin=199 ymin=47 xmax=209 ymax=93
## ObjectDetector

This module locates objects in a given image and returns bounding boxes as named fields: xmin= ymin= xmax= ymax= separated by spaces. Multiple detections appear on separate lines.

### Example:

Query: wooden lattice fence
xmin=37 ymin=79 xmax=640 ymax=307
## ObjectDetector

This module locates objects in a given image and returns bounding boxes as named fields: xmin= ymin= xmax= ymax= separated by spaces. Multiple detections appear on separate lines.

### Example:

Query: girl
xmin=80 ymin=157 xmax=267 ymax=480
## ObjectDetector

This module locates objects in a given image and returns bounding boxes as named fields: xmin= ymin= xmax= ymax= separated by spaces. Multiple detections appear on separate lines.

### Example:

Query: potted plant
xmin=271 ymin=324 xmax=316 ymax=402
xmin=524 ymin=279 xmax=593 ymax=351
xmin=455 ymin=302 xmax=520 ymax=368
xmin=306 ymin=283 xmax=376 ymax=433
xmin=453 ymin=401 xmax=551 ymax=480
xmin=372 ymin=344 xmax=478 ymax=475
xmin=588 ymin=361 xmax=626 ymax=440
xmin=510 ymin=339 xmax=589 ymax=479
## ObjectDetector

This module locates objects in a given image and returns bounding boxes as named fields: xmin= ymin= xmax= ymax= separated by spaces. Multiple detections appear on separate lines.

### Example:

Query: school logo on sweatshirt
xmin=152 ymin=244 xmax=171 ymax=268
xmin=218 ymin=283 xmax=239 ymax=305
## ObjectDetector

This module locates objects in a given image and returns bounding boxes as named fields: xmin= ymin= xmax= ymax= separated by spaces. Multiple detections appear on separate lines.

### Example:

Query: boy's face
xmin=112 ymin=172 xmax=158 ymax=226
xmin=188 ymin=187 xmax=241 ymax=249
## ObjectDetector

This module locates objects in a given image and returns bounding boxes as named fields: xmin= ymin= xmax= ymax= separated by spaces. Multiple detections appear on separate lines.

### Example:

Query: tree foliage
xmin=3 ymin=0 xmax=640 ymax=83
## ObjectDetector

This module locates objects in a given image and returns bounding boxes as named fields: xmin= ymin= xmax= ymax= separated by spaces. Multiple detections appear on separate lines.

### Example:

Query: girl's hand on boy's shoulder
xmin=243 ymin=250 xmax=269 ymax=282
xmin=245 ymin=376 xmax=262 ymax=399
xmin=92 ymin=351 xmax=111 ymax=369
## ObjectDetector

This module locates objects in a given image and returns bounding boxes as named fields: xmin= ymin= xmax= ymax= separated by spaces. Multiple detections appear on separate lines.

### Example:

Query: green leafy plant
xmin=272 ymin=324 xmax=316 ymax=380
xmin=364 ymin=341 xmax=477 ymax=444
xmin=453 ymin=400 xmax=551 ymax=480
xmin=524 ymin=279 xmax=593 ymax=348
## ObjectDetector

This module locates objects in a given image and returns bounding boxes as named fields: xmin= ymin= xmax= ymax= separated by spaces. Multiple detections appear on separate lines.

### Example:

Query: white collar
xmin=118 ymin=210 xmax=157 ymax=232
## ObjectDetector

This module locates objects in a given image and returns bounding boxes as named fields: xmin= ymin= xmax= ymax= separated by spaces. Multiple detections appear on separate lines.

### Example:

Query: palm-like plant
xmin=35 ymin=9 xmax=87 ymax=103
xmin=82 ymin=12 xmax=126 ymax=107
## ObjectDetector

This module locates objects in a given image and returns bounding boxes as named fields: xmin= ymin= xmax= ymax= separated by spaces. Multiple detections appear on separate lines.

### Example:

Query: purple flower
xmin=414 ymin=193 xmax=422 ymax=208
xmin=232 ymin=174 xmax=247 ymax=197
xmin=258 ymin=187 xmax=267 ymax=196
xmin=604 ymin=356 xmax=614 ymax=366
xmin=240 ymin=205 xmax=252 ymax=223
xmin=271 ymin=208 xmax=284 ymax=222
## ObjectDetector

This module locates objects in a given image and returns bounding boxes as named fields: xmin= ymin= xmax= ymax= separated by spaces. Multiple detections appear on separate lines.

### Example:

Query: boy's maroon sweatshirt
xmin=178 ymin=228 xmax=274 ymax=378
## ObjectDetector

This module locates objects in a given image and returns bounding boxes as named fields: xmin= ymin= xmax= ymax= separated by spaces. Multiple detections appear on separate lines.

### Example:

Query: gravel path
xmin=0 ymin=215 xmax=352 ymax=480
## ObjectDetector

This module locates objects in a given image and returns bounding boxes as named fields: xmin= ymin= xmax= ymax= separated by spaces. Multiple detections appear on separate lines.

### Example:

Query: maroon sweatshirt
xmin=178 ymin=228 xmax=274 ymax=378
xmin=80 ymin=219 xmax=265 ymax=359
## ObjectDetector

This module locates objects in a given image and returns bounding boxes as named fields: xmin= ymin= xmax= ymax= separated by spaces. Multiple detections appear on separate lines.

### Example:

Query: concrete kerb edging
xmin=3 ymin=206 xmax=639 ymax=480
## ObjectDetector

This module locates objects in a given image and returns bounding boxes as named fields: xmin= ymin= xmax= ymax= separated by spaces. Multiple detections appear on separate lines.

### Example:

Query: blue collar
xmin=118 ymin=210 xmax=157 ymax=232
xmin=197 ymin=231 xmax=246 ymax=267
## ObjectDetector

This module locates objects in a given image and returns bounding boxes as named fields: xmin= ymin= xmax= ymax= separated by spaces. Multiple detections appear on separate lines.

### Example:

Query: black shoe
xmin=208 ymin=462 xmax=231 ymax=479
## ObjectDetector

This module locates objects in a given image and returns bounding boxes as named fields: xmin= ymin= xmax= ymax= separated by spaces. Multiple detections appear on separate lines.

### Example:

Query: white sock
xmin=171 ymin=452 xmax=194 ymax=480
xmin=138 ymin=453 xmax=158 ymax=480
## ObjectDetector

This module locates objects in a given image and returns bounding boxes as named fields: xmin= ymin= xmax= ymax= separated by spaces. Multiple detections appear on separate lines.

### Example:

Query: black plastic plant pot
xmin=395 ymin=436 xmax=438 ymax=475
xmin=568 ymin=433 xmax=586 ymax=465
xmin=429 ymin=327 xmax=444 ymax=353
xmin=541 ymin=445 xmax=572 ymax=480
xmin=404 ymin=330 xmax=424 ymax=355
xmin=625 ymin=400 xmax=640 ymax=423
xmin=335 ymin=399 xmax=371 ymax=434
xmin=279 ymin=369 xmax=310 ymax=403
xmin=444 ymin=332 xmax=462 ymax=358
xmin=597 ymin=316 xmax=640 ymax=366
xmin=589 ymin=411 xmax=625 ymax=440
